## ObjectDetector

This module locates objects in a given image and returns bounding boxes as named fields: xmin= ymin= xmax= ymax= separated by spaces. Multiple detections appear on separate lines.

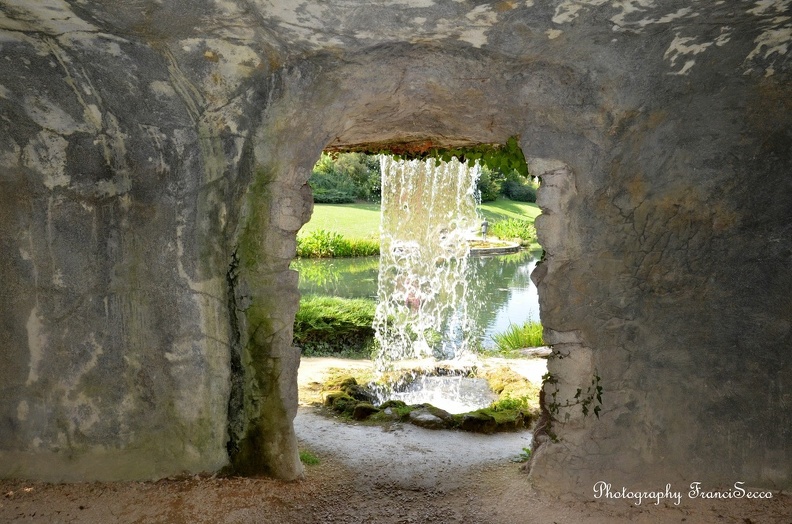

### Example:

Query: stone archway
xmin=222 ymin=45 xmax=609 ymax=483
xmin=225 ymin=40 xmax=792 ymax=494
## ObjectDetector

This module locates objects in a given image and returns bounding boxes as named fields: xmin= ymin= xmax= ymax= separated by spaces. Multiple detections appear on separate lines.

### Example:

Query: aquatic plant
xmin=492 ymin=321 xmax=544 ymax=351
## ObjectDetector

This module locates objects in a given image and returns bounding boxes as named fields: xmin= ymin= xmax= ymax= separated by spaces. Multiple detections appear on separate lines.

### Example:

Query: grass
xmin=300 ymin=199 xmax=541 ymax=241
xmin=299 ymin=450 xmax=320 ymax=466
xmin=479 ymin=198 xmax=541 ymax=223
xmin=300 ymin=202 xmax=381 ymax=239
xmin=492 ymin=321 xmax=544 ymax=352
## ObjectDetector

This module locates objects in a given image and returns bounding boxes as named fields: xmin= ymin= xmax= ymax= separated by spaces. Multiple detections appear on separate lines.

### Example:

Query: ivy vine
xmin=543 ymin=370 xmax=603 ymax=420
xmin=327 ymin=136 xmax=529 ymax=178
xmin=423 ymin=136 xmax=529 ymax=178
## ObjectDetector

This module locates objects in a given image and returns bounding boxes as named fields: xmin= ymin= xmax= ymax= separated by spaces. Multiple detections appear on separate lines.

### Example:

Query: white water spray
xmin=372 ymin=156 xmax=482 ymax=371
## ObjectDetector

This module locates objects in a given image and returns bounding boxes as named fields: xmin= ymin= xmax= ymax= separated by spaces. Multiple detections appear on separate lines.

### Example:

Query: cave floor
xmin=2 ymin=457 xmax=789 ymax=523
xmin=1 ymin=357 xmax=789 ymax=523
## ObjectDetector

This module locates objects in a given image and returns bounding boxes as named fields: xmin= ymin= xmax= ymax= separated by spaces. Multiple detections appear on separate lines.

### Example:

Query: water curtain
xmin=373 ymin=156 xmax=482 ymax=371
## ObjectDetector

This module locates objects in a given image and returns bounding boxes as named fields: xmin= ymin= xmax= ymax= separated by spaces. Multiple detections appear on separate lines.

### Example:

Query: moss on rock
xmin=352 ymin=402 xmax=380 ymax=420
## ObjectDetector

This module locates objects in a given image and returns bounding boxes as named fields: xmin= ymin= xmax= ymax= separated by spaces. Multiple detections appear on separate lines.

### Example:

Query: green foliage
xmin=489 ymin=219 xmax=537 ymax=247
xmin=309 ymin=153 xmax=381 ymax=203
xmin=296 ymin=229 xmax=380 ymax=258
xmin=503 ymin=180 xmax=537 ymax=203
xmin=502 ymin=171 xmax=538 ymax=202
xmin=299 ymin=450 xmax=320 ymax=465
xmin=309 ymin=155 xmax=358 ymax=203
xmin=335 ymin=153 xmax=381 ymax=201
xmin=576 ymin=373 xmax=603 ymax=419
xmin=434 ymin=137 xmax=530 ymax=179
xmin=293 ymin=295 xmax=376 ymax=356
xmin=490 ymin=393 xmax=531 ymax=412
xmin=476 ymin=165 xmax=503 ymax=202
xmin=366 ymin=136 xmax=529 ymax=178
xmin=311 ymin=187 xmax=357 ymax=204
xmin=543 ymin=371 xmax=603 ymax=420
xmin=492 ymin=321 xmax=544 ymax=351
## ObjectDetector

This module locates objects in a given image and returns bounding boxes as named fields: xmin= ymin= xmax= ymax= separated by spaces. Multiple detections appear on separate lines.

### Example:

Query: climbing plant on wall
xmin=326 ymin=136 xmax=530 ymax=179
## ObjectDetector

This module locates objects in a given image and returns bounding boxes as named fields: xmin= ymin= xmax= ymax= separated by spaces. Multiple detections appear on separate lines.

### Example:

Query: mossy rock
xmin=323 ymin=375 xmax=377 ymax=403
xmin=352 ymin=402 xmax=380 ymax=420
xmin=323 ymin=391 xmax=359 ymax=415
xmin=408 ymin=407 xmax=450 ymax=430
xmin=457 ymin=411 xmax=497 ymax=434
xmin=323 ymin=390 xmax=352 ymax=407
xmin=379 ymin=400 xmax=407 ymax=410
xmin=460 ymin=407 xmax=530 ymax=432
xmin=343 ymin=383 xmax=376 ymax=403
xmin=483 ymin=367 xmax=529 ymax=395
xmin=324 ymin=375 xmax=358 ymax=391
xmin=375 ymin=402 xmax=414 ymax=421
xmin=337 ymin=397 xmax=360 ymax=415
xmin=486 ymin=408 xmax=526 ymax=431
xmin=421 ymin=404 xmax=453 ymax=422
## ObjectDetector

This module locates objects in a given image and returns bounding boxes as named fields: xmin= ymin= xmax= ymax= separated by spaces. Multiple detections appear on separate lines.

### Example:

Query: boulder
xmin=352 ymin=403 xmax=380 ymax=421
xmin=408 ymin=408 xmax=449 ymax=430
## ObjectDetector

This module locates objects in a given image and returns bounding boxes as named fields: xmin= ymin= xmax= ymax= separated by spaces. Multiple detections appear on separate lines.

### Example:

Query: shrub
xmin=296 ymin=229 xmax=380 ymax=258
xmin=476 ymin=165 xmax=502 ymax=202
xmin=309 ymin=153 xmax=381 ymax=203
xmin=489 ymin=218 xmax=537 ymax=246
xmin=293 ymin=295 xmax=376 ymax=356
xmin=502 ymin=179 xmax=537 ymax=202
xmin=312 ymin=188 xmax=356 ymax=204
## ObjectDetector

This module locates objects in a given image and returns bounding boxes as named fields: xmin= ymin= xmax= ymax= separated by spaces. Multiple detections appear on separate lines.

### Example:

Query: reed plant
xmin=492 ymin=321 xmax=544 ymax=352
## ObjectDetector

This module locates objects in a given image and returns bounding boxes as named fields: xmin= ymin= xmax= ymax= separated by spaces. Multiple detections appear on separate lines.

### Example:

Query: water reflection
xmin=291 ymin=249 xmax=541 ymax=349
xmin=291 ymin=256 xmax=379 ymax=298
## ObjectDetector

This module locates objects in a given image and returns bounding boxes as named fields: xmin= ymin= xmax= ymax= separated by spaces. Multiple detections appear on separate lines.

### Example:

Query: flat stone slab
xmin=469 ymin=240 xmax=521 ymax=256
xmin=517 ymin=346 xmax=552 ymax=358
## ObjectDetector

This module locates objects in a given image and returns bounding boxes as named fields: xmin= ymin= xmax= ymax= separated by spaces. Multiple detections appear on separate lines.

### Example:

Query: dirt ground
xmin=3 ymin=456 xmax=790 ymax=524
xmin=2 ymin=357 xmax=790 ymax=523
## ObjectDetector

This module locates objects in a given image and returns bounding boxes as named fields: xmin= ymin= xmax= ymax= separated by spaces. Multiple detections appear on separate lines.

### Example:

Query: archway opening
xmin=289 ymin=141 xmax=553 ymax=483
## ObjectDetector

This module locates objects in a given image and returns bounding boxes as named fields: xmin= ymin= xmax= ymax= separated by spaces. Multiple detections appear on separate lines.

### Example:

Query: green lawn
xmin=300 ymin=202 xmax=382 ymax=239
xmin=479 ymin=198 xmax=541 ymax=223
xmin=300 ymin=199 xmax=541 ymax=240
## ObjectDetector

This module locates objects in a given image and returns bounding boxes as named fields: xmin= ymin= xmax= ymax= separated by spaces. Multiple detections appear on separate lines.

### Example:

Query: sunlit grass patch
xmin=492 ymin=321 xmax=544 ymax=352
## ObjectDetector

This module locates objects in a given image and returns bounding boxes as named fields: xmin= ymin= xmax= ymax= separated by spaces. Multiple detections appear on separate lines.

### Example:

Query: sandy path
xmin=1 ymin=357 xmax=789 ymax=523
xmin=295 ymin=407 xmax=533 ymax=490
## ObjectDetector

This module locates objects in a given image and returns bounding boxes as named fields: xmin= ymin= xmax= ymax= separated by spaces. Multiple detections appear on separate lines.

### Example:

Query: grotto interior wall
xmin=0 ymin=0 xmax=790 ymax=495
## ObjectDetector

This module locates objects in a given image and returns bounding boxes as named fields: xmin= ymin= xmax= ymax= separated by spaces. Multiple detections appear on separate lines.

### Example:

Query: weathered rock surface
xmin=0 ymin=0 xmax=790 ymax=496
xmin=408 ymin=408 xmax=448 ymax=430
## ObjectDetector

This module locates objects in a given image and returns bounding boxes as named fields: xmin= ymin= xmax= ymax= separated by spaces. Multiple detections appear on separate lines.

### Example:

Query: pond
xmin=291 ymin=249 xmax=541 ymax=349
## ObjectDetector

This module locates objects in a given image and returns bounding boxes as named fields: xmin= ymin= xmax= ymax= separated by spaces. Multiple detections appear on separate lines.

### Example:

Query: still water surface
xmin=291 ymin=249 xmax=541 ymax=349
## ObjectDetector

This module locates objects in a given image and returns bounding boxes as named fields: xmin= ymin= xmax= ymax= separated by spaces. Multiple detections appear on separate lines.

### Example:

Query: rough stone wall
xmin=0 ymin=0 xmax=790 ymax=494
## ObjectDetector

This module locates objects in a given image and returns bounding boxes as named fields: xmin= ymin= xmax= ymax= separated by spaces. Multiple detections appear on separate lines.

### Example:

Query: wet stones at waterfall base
xmin=320 ymin=376 xmax=536 ymax=433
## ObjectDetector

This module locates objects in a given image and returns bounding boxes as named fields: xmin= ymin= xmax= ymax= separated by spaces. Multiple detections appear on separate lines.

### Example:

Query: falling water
xmin=372 ymin=156 xmax=482 ymax=372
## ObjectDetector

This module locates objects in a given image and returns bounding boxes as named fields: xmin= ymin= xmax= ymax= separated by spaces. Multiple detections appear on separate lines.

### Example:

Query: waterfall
xmin=372 ymin=156 xmax=482 ymax=371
